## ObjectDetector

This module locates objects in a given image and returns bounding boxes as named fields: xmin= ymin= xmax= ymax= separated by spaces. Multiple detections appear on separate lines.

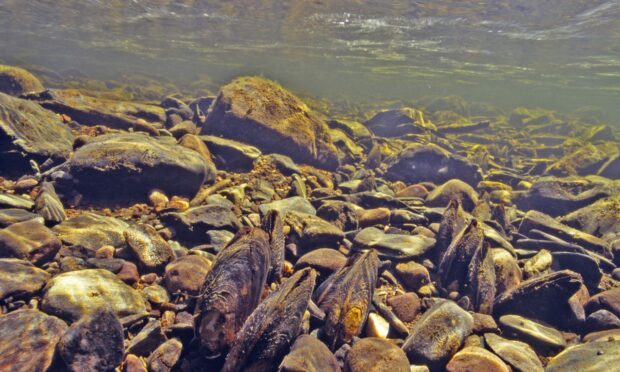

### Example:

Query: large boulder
xmin=0 ymin=65 xmax=44 ymax=96
xmin=202 ymin=76 xmax=339 ymax=170
xmin=64 ymin=133 xmax=212 ymax=203
xmin=0 ymin=92 xmax=74 ymax=176
xmin=385 ymin=143 xmax=482 ymax=186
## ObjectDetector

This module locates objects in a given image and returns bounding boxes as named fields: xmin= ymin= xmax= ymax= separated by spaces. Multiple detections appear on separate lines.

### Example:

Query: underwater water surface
xmin=1 ymin=0 xmax=620 ymax=121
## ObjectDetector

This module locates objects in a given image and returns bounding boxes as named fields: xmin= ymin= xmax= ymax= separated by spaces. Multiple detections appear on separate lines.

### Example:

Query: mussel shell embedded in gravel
xmin=314 ymin=250 xmax=380 ymax=350
xmin=222 ymin=268 xmax=317 ymax=372
xmin=195 ymin=228 xmax=272 ymax=357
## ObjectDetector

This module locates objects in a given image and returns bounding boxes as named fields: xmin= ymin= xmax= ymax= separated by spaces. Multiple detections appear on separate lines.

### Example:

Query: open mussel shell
xmin=222 ymin=268 xmax=317 ymax=372
xmin=314 ymin=249 xmax=380 ymax=350
xmin=195 ymin=228 xmax=272 ymax=357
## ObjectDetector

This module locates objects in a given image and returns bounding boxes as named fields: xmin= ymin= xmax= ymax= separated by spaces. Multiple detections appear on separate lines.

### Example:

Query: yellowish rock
xmin=365 ymin=312 xmax=390 ymax=338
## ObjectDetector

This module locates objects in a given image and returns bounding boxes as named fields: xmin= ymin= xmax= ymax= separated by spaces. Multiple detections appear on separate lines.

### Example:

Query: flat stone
xmin=202 ymin=76 xmax=339 ymax=170
xmin=519 ymin=210 xmax=611 ymax=258
xmin=161 ymin=205 xmax=241 ymax=242
xmin=353 ymin=227 xmax=436 ymax=259
xmin=0 ymin=258 xmax=50 ymax=300
xmin=0 ymin=219 xmax=61 ymax=264
xmin=164 ymin=255 xmax=212 ymax=296
xmin=53 ymin=212 xmax=131 ymax=251
xmin=27 ymin=88 xmax=165 ymax=129
xmin=585 ymin=310 xmax=620 ymax=333
xmin=546 ymin=340 xmax=620 ymax=372
xmin=285 ymin=212 xmax=344 ymax=249
xmin=364 ymin=107 xmax=435 ymax=137
xmin=66 ymin=133 xmax=211 ymax=203
xmin=0 ymin=208 xmax=42 ymax=227
xmin=385 ymin=143 xmax=482 ymax=186
xmin=345 ymin=337 xmax=410 ymax=372
xmin=0 ymin=92 xmax=73 ymax=175
xmin=58 ymin=307 xmax=124 ymax=372
xmin=586 ymin=287 xmax=620 ymax=319
xmin=126 ymin=319 xmax=167 ymax=357
xmin=42 ymin=268 xmax=147 ymax=322
xmin=499 ymin=314 xmax=566 ymax=352
xmin=0 ymin=193 xmax=34 ymax=210
xmin=259 ymin=196 xmax=316 ymax=217
xmin=402 ymin=300 xmax=474 ymax=367
xmin=560 ymin=196 xmax=620 ymax=243
xmin=446 ymin=346 xmax=510 ymax=372
xmin=484 ymin=333 xmax=543 ymax=372
xmin=199 ymin=135 xmax=261 ymax=171
xmin=0 ymin=309 xmax=68 ymax=371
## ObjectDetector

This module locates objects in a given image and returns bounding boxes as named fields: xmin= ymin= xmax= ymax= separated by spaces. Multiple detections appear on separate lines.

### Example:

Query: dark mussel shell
xmin=222 ymin=268 xmax=317 ymax=372
xmin=314 ymin=250 xmax=380 ymax=350
xmin=195 ymin=228 xmax=272 ymax=357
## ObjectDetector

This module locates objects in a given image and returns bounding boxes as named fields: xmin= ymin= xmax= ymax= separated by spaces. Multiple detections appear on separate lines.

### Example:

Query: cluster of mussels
xmin=0 ymin=64 xmax=619 ymax=372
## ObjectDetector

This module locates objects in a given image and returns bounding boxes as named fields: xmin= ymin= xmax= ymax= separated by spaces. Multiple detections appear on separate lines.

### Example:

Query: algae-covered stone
xmin=202 ymin=76 xmax=339 ymax=170
xmin=0 ymin=92 xmax=73 ymax=175
xmin=164 ymin=254 xmax=212 ymax=295
xmin=426 ymin=179 xmax=479 ymax=211
xmin=279 ymin=334 xmax=340 ymax=372
xmin=546 ymin=340 xmax=620 ymax=372
xmin=67 ymin=133 xmax=211 ymax=203
xmin=364 ymin=107 xmax=436 ymax=137
xmin=498 ymin=314 xmax=566 ymax=352
xmin=402 ymin=300 xmax=474 ymax=367
xmin=259 ymin=196 xmax=317 ymax=217
xmin=42 ymin=268 xmax=147 ymax=322
xmin=0 ymin=65 xmax=44 ymax=96
xmin=27 ymin=88 xmax=166 ymax=129
xmin=345 ymin=337 xmax=410 ymax=372
xmin=0 ymin=219 xmax=61 ymax=264
xmin=0 ymin=309 xmax=68 ymax=371
xmin=53 ymin=212 xmax=131 ymax=251
xmin=0 ymin=258 xmax=50 ymax=300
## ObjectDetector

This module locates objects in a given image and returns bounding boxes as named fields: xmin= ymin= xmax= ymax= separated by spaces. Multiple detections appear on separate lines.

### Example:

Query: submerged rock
xmin=200 ymin=135 xmax=262 ymax=172
xmin=484 ymin=333 xmax=543 ymax=372
xmin=0 ymin=258 xmax=50 ymax=300
xmin=161 ymin=205 xmax=241 ymax=242
xmin=445 ymin=346 xmax=510 ymax=372
xmin=0 ymin=92 xmax=73 ymax=175
xmin=34 ymin=181 xmax=66 ymax=224
xmin=58 ymin=307 xmax=124 ymax=372
xmin=0 ymin=309 xmax=68 ymax=371
xmin=345 ymin=337 xmax=410 ymax=372
xmin=0 ymin=65 xmax=44 ymax=96
xmin=164 ymin=254 xmax=212 ymax=296
xmin=385 ymin=143 xmax=482 ymax=186
xmin=53 ymin=212 xmax=130 ymax=251
xmin=202 ymin=76 xmax=339 ymax=170
xmin=425 ymin=179 xmax=479 ymax=211
xmin=546 ymin=340 xmax=620 ymax=372
xmin=353 ymin=227 xmax=436 ymax=259
xmin=364 ymin=108 xmax=435 ymax=137
xmin=0 ymin=208 xmax=41 ymax=227
xmin=259 ymin=196 xmax=316 ymax=217
xmin=279 ymin=334 xmax=340 ymax=372
xmin=66 ymin=133 xmax=212 ymax=203
xmin=124 ymin=223 xmax=174 ymax=271
xmin=0 ymin=219 xmax=61 ymax=264
xmin=402 ymin=300 xmax=474 ymax=368
xmin=26 ymin=88 xmax=166 ymax=130
xmin=41 ymin=268 xmax=147 ymax=322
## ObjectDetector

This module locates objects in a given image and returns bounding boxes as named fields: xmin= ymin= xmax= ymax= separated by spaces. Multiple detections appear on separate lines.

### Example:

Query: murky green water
xmin=1 ymin=0 xmax=620 ymax=121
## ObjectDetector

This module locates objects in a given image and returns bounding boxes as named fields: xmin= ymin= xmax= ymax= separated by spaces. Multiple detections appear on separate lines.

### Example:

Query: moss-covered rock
xmin=0 ymin=65 xmax=44 ymax=96
xmin=202 ymin=76 xmax=339 ymax=170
